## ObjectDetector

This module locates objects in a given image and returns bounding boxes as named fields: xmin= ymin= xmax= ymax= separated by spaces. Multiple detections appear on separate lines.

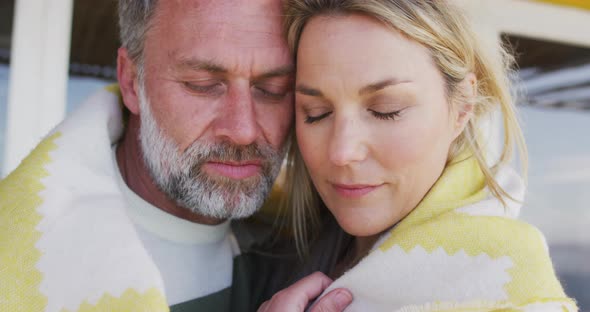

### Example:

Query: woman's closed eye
xmin=305 ymin=111 xmax=332 ymax=124
xmin=369 ymin=109 xmax=403 ymax=121
xmin=303 ymin=108 xmax=404 ymax=124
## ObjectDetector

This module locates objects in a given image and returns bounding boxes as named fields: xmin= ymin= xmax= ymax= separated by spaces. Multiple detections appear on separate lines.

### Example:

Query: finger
xmin=281 ymin=271 xmax=333 ymax=304
xmin=310 ymin=288 xmax=353 ymax=312
xmin=259 ymin=272 xmax=334 ymax=312
xmin=257 ymin=300 xmax=268 ymax=312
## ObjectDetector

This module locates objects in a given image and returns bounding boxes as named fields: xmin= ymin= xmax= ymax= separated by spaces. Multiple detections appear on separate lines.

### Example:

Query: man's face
xmin=136 ymin=0 xmax=293 ymax=219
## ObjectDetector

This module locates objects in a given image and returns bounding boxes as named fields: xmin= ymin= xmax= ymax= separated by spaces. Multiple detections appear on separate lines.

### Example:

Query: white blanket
xmin=0 ymin=87 xmax=170 ymax=312
xmin=315 ymin=156 xmax=577 ymax=311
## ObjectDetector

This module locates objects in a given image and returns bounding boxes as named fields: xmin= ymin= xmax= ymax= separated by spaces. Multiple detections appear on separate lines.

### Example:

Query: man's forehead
xmin=159 ymin=0 xmax=283 ymax=23
xmin=169 ymin=53 xmax=293 ymax=79
xmin=164 ymin=22 xmax=292 ymax=74
xmin=154 ymin=0 xmax=285 ymax=45
xmin=144 ymin=0 xmax=291 ymax=78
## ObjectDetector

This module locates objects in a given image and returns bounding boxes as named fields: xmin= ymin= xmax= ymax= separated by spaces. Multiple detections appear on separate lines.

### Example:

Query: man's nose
xmin=212 ymin=86 xmax=260 ymax=146
xmin=328 ymin=116 xmax=368 ymax=167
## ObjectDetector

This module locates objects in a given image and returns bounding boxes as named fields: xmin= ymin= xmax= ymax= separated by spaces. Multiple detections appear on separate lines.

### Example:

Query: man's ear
xmin=117 ymin=47 xmax=141 ymax=115
xmin=453 ymin=72 xmax=476 ymax=138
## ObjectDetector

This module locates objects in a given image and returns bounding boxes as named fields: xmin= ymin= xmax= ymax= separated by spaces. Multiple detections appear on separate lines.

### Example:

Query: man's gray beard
xmin=137 ymin=84 xmax=285 ymax=220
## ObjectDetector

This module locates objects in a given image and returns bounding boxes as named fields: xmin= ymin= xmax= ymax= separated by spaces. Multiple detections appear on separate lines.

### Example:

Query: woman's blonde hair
xmin=281 ymin=0 xmax=528 ymax=257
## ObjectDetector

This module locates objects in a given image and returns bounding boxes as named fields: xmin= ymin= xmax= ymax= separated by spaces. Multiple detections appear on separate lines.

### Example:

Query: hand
xmin=258 ymin=272 xmax=352 ymax=312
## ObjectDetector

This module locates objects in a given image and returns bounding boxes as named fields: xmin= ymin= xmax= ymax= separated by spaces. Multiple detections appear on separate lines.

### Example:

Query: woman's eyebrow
xmin=296 ymin=84 xmax=324 ymax=97
xmin=359 ymin=78 xmax=412 ymax=96
xmin=296 ymin=78 xmax=412 ymax=98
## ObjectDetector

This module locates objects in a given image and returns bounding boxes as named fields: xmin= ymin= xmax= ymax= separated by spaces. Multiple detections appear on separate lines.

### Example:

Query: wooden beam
xmin=457 ymin=0 xmax=590 ymax=49
xmin=532 ymin=0 xmax=590 ymax=11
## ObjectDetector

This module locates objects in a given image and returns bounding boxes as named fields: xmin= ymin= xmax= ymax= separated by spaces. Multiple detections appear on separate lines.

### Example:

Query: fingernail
xmin=335 ymin=290 xmax=353 ymax=308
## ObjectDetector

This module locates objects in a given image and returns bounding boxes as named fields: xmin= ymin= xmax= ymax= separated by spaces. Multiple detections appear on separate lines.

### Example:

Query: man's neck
xmin=115 ymin=115 xmax=225 ymax=225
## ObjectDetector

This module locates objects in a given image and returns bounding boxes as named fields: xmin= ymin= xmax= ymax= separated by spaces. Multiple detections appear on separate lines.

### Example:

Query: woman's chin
xmin=334 ymin=215 xmax=391 ymax=238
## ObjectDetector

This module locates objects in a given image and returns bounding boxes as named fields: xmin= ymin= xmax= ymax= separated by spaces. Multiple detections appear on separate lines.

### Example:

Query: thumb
xmin=310 ymin=288 xmax=352 ymax=312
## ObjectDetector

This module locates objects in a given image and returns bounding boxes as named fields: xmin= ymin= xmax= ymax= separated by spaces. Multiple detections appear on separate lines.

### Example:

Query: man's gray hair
xmin=118 ymin=0 xmax=159 ymax=65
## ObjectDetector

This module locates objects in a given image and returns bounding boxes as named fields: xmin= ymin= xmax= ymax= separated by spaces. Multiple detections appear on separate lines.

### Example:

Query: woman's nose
xmin=328 ymin=116 xmax=367 ymax=166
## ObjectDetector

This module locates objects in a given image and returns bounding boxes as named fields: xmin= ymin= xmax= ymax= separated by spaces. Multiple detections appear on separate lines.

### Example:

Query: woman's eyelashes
xmin=370 ymin=109 xmax=403 ymax=120
xmin=305 ymin=111 xmax=332 ymax=124
xmin=303 ymin=109 xmax=404 ymax=124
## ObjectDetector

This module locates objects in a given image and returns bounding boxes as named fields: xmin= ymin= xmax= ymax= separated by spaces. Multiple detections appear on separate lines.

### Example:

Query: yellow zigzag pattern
xmin=0 ymin=132 xmax=168 ymax=311
xmin=61 ymin=288 xmax=168 ymax=312
xmin=0 ymin=133 xmax=60 ymax=312
xmin=379 ymin=156 xmax=574 ymax=309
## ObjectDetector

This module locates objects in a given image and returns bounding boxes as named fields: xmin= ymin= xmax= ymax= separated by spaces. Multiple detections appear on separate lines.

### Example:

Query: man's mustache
xmin=181 ymin=141 xmax=281 ymax=173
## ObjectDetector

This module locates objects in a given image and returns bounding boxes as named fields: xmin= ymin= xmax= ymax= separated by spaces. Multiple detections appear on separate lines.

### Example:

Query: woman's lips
xmin=203 ymin=161 xmax=262 ymax=179
xmin=331 ymin=183 xmax=383 ymax=198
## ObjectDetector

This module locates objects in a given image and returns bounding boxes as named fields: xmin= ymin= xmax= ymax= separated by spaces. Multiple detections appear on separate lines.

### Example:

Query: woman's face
xmin=295 ymin=14 xmax=467 ymax=237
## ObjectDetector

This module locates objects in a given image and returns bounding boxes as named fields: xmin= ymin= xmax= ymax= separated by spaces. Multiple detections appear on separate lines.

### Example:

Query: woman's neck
xmin=354 ymin=235 xmax=381 ymax=257
xmin=331 ymin=234 xmax=381 ymax=279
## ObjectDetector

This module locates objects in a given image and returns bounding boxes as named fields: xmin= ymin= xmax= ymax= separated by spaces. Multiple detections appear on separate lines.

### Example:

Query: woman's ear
xmin=117 ymin=47 xmax=141 ymax=115
xmin=453 ymin=72 xmax=477 ymax=138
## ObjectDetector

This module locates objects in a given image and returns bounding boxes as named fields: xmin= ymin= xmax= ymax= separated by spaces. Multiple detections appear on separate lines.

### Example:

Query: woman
xmin=261 ymin=0 xmax=577 ymax=311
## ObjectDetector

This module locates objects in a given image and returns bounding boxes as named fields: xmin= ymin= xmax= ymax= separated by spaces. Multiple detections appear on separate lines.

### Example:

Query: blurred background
xmin=0 ymin=0 xmax=588 ymax=309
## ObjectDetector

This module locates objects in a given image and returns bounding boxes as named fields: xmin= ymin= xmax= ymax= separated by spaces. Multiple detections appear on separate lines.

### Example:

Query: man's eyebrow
xmin=255 ymin=65 xmax=295 ymax=81
xmin=175 ymin=58 xmax=227 ymax=73
xmin=359 ymin=78 xmax=411 ymax=96
xmin=296 ymin=84 xmax=324 ymax=97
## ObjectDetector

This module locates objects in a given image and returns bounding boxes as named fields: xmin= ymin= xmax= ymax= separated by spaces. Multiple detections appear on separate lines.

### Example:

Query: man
xmin=0 ymin=0 xmax=350 ymax=311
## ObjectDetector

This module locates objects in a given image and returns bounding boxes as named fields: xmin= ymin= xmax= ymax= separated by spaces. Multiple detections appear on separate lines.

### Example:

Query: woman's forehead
xmin=295 ymin=15 xmax=440 ymax=95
